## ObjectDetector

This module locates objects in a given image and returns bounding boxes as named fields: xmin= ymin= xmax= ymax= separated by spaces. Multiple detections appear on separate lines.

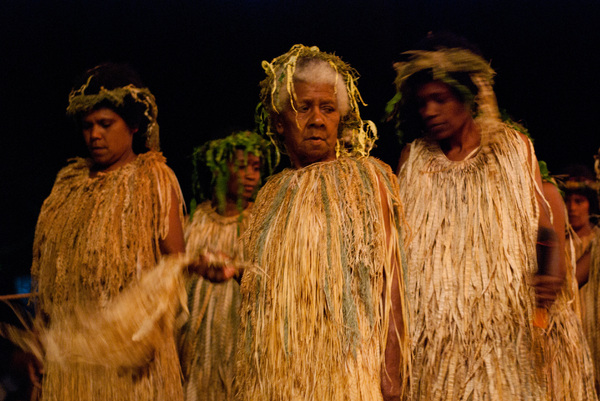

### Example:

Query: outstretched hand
xmin=187 ymin=251 xmax=237 ymax=283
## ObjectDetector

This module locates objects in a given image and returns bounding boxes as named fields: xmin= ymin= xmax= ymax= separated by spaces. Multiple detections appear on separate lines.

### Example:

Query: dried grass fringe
xmin=579 ymin=226 xmax=600 ymax=390
xmin=236 ymin=157 xmax=409 ymax=400
xmin=540 ymin=221 xmax=597 ymax=401
xmin=26 ymin=151 xmax=185 ymax=401
xmin=399 ymin=123 xmax=548 ymax=400
xmin=178 ymin=201 xmax=248 ymax=401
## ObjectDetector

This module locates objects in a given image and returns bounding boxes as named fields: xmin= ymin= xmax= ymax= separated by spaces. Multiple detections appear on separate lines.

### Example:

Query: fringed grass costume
xmin=545 ymin=196 xmax=597 ymax=400
xmin=237 ymin=156 xmax=407 ymax=400
xmin=399 ymin=122 xmax=547 ymax=400
xmin=580 ymin=226 xmax=600 ymax=389
xmin=575 ymin=154 xmax=600 ymax=390
xmin=179 ymin=201 xmax=249 ymax=400
xmin=236 ymin=44 xmax=409 ymax=400
xmin=544 ymin=230 xmax=598 ymax=400
xmin=391 ymin=43 xmax=583 ymax=400
xmin=31 ymin=150 xmax=185 ymax=401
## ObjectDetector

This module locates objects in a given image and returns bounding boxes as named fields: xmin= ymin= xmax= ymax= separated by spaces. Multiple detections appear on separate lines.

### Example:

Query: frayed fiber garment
xmin=544 ymin=274 xmax=598 ymax=400
xmin=179 ymin=201 xmax=248 ymax=400
xmin=544 ymin=221 xmax=597 ymax=401
xmin=579 ymin=226 xmax=600 ymax=389
xmin=236 ymin=157 xmax=409 ymax=400
xmin=399 ymin=123 xmax=547 ymax=400
xmin=31 ymin=151 xmax=185 ymax=401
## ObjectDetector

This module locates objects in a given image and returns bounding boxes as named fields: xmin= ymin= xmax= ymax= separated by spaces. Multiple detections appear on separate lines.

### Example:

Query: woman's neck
xmin=440 ymin=119 xmax=481 ymax=161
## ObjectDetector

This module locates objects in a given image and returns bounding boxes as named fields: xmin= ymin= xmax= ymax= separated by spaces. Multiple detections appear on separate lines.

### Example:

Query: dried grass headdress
xmin=66 ymin=75 xmax=160 ymax=151
xmin=387 ymin=47 xmax=498 ymax=142
xmin=257 ymin=44 xmax=377 ymax=158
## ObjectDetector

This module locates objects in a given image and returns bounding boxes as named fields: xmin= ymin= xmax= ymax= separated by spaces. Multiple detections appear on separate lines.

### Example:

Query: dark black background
xmin=1 ymin=0 xmax=599 ymax=288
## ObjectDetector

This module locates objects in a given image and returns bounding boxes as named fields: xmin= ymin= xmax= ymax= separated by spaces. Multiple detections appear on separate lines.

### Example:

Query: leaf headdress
xmin=191 ymin=130 xmax=278 ymax=214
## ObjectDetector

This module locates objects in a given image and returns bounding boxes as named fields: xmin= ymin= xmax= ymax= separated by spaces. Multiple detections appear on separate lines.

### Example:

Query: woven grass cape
xmin=542 ymin=188 xmax=597 ymax=401
xmin=399 ymin=122 xmax=549 ymax=400
xmin=578 ymin=225 xmax=600 ymax=390
xmin=258 ymin=44 xmax=377 ymax=159
xmin=178 ymin=201 xmax=250 ymax=400
xmin=236 ymin=156 xmax=409 ymax=400
xmin=30 ymin=151 xmax=185 ymax=401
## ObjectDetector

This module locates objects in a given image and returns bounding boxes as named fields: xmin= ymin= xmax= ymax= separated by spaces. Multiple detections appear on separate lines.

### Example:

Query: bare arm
xmin=377 ymin=176 xmax=405 ymax=401
xmin=519 ymin=134 xmax=564 ymax=309
xmin=541 ymin=181 xmax=567 ymax=279
xmin=159 ymin=188 xmax=186 ymax=255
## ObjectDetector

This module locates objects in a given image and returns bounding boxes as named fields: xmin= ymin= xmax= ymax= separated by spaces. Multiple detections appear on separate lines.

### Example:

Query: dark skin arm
xmin=520 ymin=134 xmax=564 ymax=308
xmin=536 ymin=181 xmax=568 ymax=304
xmin=378 ymin=176 xmax=405 ymax=401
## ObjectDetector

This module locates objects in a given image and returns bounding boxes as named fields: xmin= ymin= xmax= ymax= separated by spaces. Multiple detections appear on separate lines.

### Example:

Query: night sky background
xmin=1 ymin=0 xmax=600 ymax=293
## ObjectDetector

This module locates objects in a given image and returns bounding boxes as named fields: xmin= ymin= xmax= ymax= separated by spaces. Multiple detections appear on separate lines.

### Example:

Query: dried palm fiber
xmin=543 ymin=200 xmax=597 ymax=400
xmin=236 ymin=157 xmax=410 ymax=400
xmin=30 ymin=151 xmax=185 ymax=401
xmin=399 ymin=121 xmax=551 ymax=400
xmin=578 ymin=225 xmax=600 ymax=389
xmin=574 ymin=223 xmax=600 ymax=321
xmin=563 ymin=225 xmax=583 ymax=320
xmin=178 ymin=201 xmax=250 ymax=401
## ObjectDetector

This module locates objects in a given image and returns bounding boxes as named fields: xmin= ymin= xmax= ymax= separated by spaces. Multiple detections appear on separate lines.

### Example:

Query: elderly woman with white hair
xmin=235 ymin=45 xmax=409 ymax=401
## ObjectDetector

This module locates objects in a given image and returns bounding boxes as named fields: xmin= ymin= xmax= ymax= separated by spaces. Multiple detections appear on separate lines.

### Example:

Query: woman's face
xmin=82 ymin=108 xmax=137 ymax=172
xmin=226 ymin=150 xmax=261 ymax=202
xmin=566 ymin=193 xmax=591 ymax=231
xmin=416 ymin=81 xmax=472 ymax=142
xmin=275 ymin=81 xmax=340 ymax=168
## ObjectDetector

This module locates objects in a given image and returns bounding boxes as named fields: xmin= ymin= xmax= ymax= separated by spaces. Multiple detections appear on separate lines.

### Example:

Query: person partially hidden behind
xmin=179 ymin=130 xmax=276 ymax=401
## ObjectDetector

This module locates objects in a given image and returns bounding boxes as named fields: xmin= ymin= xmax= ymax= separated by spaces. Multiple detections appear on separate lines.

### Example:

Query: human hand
xmin=26 ymin=352 xmax=44 ymax=391
xmin=187 ymin=251 xmax=237 ymax=283
xmin=530 ymin=273 xmax=564 ymax=309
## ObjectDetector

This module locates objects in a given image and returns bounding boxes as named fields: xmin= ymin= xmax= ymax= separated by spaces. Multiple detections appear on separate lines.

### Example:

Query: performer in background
xmin=235 ymin=44 xmax=409 ymax=401
xmin=562 ymin=163 xmax=600 ymax=393
xmin=538 ymin=166 xmax=597 ymax=401
xmin=390 ymin=33 xmax=564 ymax=400
xmin=178 ymin=130 xmax=276 ymax=401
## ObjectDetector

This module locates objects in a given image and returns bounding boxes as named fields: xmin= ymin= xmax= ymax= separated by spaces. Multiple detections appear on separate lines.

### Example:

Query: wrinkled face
xmin=275 ymin=81 xmax=340 ymax=168
xmin=82 ymin=108 xmax=137 ymax=171
xmin=226 ymin=150 xmax=261 ymax=201
xmin=416 ymin=81 xmax=472 ymax=142
xmin=566 ymin=193 xmax=591 ymax=231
